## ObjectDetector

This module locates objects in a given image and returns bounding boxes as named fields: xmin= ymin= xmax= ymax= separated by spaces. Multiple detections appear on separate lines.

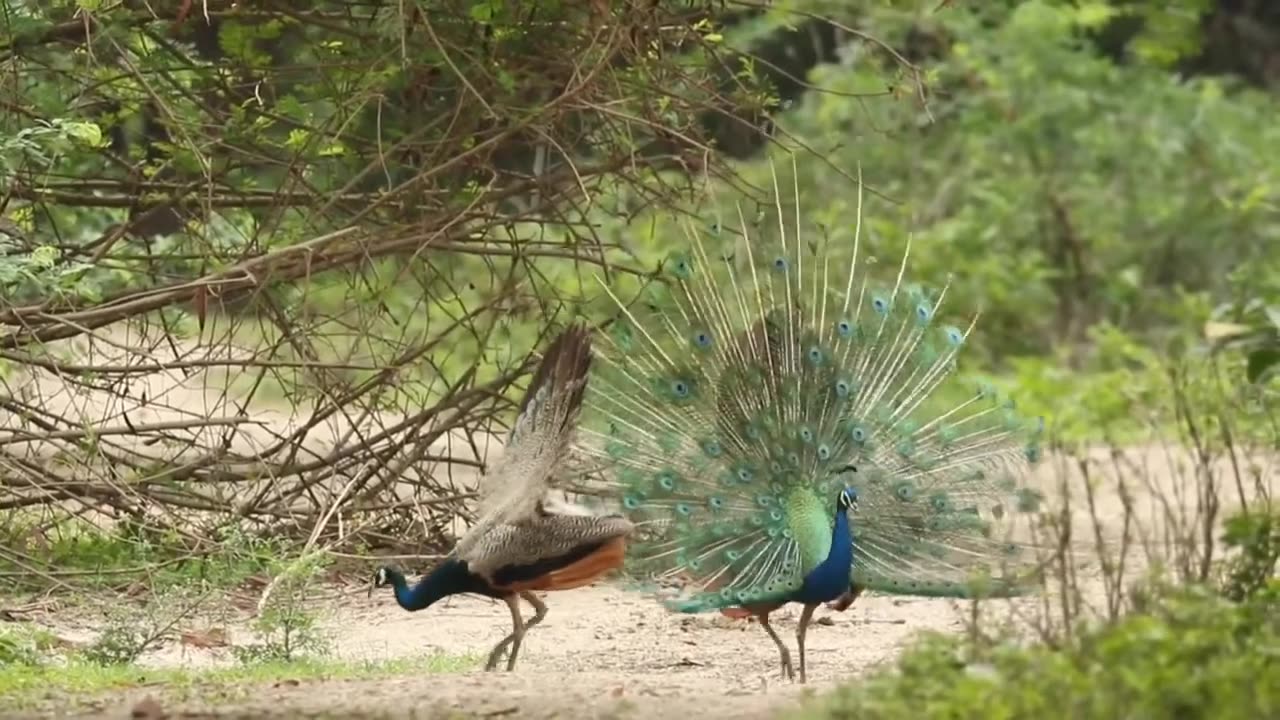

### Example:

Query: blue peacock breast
xmin=793 ymin=509 xmax=854 ymax=603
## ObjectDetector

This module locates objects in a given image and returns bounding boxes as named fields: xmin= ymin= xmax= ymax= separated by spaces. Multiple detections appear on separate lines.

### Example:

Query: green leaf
xmin=1245 ymin=349 xmax=1280 ymax=384
xmin=1073 ymin=2 xmax=1117 ymax=29
xmin=61 ymin=121 xmax=105 ymax=148
xmin=1266 ymin=306 xmax=1280 ymax=332
xmin=469 ymin=1 xmax=494 ymax=22
xmin=29 ymin=245 xmax=60 ymax=269
xmin=285 ymin=129 xmax=310 ymax=149
xmin=496 ymin=70 xmax=515 ymax=94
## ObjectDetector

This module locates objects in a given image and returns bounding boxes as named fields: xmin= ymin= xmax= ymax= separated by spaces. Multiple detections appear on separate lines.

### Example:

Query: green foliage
xmin=79 ymin=624 xmax=154 ymax=667
xmin=798 ymin=584 xmax=1278 ymax=720
xmin=0 ymin=243 xmax=94 ymax=299
xmin=718 ymin=0 xmax=1280 ymax=365
xmin=1207 ymin=296 xmax=1280 ymax=384
xmin=1105 ymin=0 xmax=1216 ymax=66
xmin=797 ymin=501 xmax=1280 ymax=720
xmin=0 ymin=514 xmax=284 ymax=592
xmin=1005 ymin=321 xmax=1280 ymax=443
xmin=0 ymin=1 xmax=767 ymax=300
xmin=0 ymin=652 xmax=476 ymax=710
xmin=0 ymin=0 xmax=787 ymax=424
xmin=0 ymin=624 xmax=58 ymax=667
xmin=77 ymin=584 xmax=215 ymax=666
xmin=231 ymin=553 xmax=332 ymax=665
xmin=1220 ymin=507 xmax=1280 ymax=603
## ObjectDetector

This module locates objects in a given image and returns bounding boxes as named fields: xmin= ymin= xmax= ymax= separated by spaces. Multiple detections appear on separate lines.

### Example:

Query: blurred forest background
xmin=1 ymin=0 xmax=1277 ymax=566
xmin=0 ymin=1 xmax=1278 ymax=715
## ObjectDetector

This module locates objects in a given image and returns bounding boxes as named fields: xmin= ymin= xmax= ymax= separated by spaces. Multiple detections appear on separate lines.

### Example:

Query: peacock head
xmin=368 ymin=565 xmax=405 ymax=598
xmin=831 ymin=464 xmax=861 ymax=513
xmin=837 ymin=486 xmax=859 ymax=513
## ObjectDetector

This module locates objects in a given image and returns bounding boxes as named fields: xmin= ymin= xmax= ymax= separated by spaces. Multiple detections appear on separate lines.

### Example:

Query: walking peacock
xmin=574 ymin=162 xmax=1046 ymax=683
xmin=371 ymin=325 xmax=633 ymax=671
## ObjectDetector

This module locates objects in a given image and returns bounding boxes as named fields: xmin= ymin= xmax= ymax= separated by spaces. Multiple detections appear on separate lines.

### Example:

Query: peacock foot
xmin=778 ymin=651 xmax=795 ymax=682
xmin=484 ymin=643 xmax=509 ymax=671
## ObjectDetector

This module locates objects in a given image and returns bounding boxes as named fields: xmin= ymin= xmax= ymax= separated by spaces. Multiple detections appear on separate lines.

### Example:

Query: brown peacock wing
xmin=456 ymin=325 xmax=595 ymax=561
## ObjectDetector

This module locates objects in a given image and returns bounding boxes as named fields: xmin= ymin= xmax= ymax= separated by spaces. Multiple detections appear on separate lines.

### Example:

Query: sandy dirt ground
xmin=15 ymin=581 xmax=1003 ymax=720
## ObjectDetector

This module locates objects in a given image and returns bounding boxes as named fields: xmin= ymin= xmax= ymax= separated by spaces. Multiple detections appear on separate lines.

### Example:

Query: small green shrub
xmin=79 ymin=585 xmax=212 ymax=667
xmin=1206 ymin=292 xmax=1280 ymax=384
xmin=78 ymin=624 xmax=152 ymax=667
xmin=0 ymin=514 xmax=285 ymax=594
xmin=1220 ymin=507 xmax=1280 ymax=602
xmin=231 ymin=553 xmax=331 ymax=665
xmin=0 ymin=624 xmax=58 ymax=667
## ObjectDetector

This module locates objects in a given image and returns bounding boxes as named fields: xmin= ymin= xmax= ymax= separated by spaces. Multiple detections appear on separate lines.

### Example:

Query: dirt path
xmin=18 ymin=583 xmax=996 ymax=719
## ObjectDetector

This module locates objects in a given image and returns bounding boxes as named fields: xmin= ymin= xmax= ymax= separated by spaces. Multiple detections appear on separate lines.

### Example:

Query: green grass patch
xmin=0 ymin=514 xmax=292 ymax=594
xmin=0 ymin=651 xmax=479 ymax=710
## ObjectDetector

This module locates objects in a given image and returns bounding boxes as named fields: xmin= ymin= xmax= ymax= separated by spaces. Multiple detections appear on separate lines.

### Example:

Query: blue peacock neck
xmin=827 ymin=508 xmax=854 ymax=575
xmin=794 ymin=498 xmax=855 ymax=604
xmin=389 ymin=558 xmax=480 ymax=611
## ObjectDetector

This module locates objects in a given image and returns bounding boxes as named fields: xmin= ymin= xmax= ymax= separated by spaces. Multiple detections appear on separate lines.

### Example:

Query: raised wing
xmin=458 ymin=325 xmax=593 ymax=557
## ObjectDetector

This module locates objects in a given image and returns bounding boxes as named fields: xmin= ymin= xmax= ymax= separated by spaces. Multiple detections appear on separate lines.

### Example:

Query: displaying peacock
xmin=573 ymin=161 xmax=1046 ymax=683
xmin=371 ymin=325 xmax=633 ymax=671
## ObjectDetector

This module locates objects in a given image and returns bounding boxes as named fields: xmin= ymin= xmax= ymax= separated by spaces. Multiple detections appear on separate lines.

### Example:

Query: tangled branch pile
xmin=0 ymin=0 xmax=809 ymax=574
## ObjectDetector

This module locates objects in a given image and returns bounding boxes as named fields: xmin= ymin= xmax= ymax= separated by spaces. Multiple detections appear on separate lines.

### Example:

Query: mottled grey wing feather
xmin=460 ymin=514 xmax=633 ymax=580
xmin=455 ymin=325 xmax=595 ymax=561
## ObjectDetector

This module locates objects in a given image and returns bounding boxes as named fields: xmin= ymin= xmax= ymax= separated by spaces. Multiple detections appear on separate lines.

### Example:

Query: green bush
xmin=1220 ymin=507 xmax=1280 ymax=603
xmin=797 ymin=582 xmax=1278 ymax=720
xmin=0 ymin=624 xmax=60 ymax=667
xmin=716 ymin=0 xmax=1280 ymax=364
xmin=797 ymin=503 xmax=1280 ymax=720
xmin=1207 ymin=294 xmax=1280 ymax=384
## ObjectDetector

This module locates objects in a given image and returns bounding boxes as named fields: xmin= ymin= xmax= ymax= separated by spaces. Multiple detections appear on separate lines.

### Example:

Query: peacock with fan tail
xmin=573 ymin=160 xmax=1047 ymax=683
xmin=371 ymin=324 xmax=633 ymax=671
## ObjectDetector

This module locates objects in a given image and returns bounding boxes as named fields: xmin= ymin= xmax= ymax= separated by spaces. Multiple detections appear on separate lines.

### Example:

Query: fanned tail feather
xmin=575 ymin=158 xmax=1046 ymax=612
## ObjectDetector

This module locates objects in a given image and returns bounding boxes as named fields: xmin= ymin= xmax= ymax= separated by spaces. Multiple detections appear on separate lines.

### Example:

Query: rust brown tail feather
xmin=497 ymin=537 xmax=627 ymax=592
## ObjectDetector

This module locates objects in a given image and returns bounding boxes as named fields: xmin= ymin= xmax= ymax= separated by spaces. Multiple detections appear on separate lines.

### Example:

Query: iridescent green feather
xmin=576 ymin=160 xmax=1046 ymax=612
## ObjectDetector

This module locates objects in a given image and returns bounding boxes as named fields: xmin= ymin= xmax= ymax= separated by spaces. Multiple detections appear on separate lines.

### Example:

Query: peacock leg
xmin=796 ymin=603 xmax=817 ymax=684
xmin=756 ymin=612 xmax=794 ymax=681
xmin=502 ymin=593 xmax=532 ymax=672
xmin=520 ymin=591 xmax=549 ymax=631
xmin=484 ymin=595 xmax=526 ymax=672
xmin=489 ymin=592 xmax=549 ymax=666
